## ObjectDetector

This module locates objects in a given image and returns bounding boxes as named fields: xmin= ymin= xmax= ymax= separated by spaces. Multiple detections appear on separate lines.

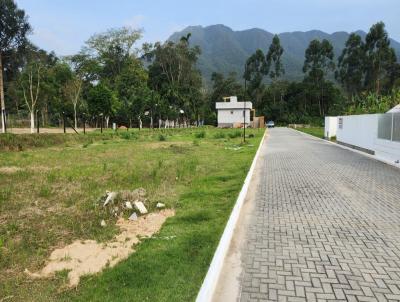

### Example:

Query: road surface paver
xmin=230 ymin=128 xmax=400 ymax=302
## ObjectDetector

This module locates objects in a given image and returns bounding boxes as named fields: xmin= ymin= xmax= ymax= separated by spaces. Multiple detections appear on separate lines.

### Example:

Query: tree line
xmin=210 ymin=22 xmax=400 ymax=125
xmin=0 ymin=0 xmax=208 ymax=133
xmin=1 ymin=0 xmax=400 ymax=132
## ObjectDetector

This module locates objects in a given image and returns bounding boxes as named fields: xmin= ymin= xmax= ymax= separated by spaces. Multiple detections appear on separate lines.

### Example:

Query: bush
xmin=119 ymin=132 xmax=138 ymax=140
xmin=228 ymin=131 xmax=242 ymax=139
xmin=195 ymin=131 xmax=206 ymax=139
xmin=159 ymin=134 xmax=166 ymax=141
xmin=213 ymin=132 xmax=226 ymax=139
xmin=248 ymin=133 xmax=255 ymax=138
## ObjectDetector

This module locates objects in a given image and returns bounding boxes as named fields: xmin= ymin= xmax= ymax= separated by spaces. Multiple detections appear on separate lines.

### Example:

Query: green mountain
xmin=168 ymin=24 xmax=400 ymax=83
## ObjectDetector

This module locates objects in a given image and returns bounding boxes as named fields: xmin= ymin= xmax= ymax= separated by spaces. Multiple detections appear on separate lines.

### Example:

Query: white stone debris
xmin=134 ymin=201 xmax=148 ymax=214
xmin=100 ymin=220 xmax=107 ymax=227
xmin=156 ymin=202 xmax=165 ymax=208
xmin=125 ymin=201 xmax=133 ymax=209
xmin=128 ymin=212 xmax=138 ymax=221
xmin=103 ymin=191 xmax=117 ymax=206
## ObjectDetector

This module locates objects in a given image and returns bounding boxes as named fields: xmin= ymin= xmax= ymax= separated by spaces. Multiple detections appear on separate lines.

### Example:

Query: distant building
xmin=216 ymin=96 xmax=253 ymax=128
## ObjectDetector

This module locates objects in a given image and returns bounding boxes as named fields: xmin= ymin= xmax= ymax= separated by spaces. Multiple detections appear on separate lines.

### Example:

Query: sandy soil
xmin=25 ymin=209 xmax=175 ymax=286
xmin=0 ymin=166 xmax=22 ymax=174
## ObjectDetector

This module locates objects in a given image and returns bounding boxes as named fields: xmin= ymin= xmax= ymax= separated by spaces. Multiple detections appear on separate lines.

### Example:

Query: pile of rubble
xmin=99 ymin=188 xmax=165 ymax=226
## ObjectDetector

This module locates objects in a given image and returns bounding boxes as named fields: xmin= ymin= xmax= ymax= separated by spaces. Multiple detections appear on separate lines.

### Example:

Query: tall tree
xmin=63 ymin=75 xmax=82 ymax=129
xmin=243 ymin=49 xmax=267 ymax=107
xmin=266 ymin=35 xmax=285 ymax=104
xmin=364 ymin=22 xmax=397 ymax=95
xmin=336 ymin=33 xmax=366 ymax=99
xmin=0 ymin=0 xmax=31 ymax=132
xmin=303 ymin=39 xmax=335 ymax=116
xmin=147 ymin=34 xmax=203 ymax=126
xmin=19 ymin=60 xmax=41 ymax=133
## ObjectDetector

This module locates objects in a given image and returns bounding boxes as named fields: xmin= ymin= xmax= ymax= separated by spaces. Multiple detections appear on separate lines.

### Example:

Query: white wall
xmin=217 ymin=109 xmax=251 ymax=125
xmin=324 ymin=117 xmax=338 ymax=138
xmin=336 ymin=114 xmax=400 ymax=163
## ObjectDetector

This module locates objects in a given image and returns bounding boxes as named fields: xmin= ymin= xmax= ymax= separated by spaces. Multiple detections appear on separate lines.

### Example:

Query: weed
xmin=213 ymin=132 xmax=226 ymax=139
xmin=195 ymin=131 xmax=206 ymax=139
xmin=228 ymin=130 xmax=242 ymax=138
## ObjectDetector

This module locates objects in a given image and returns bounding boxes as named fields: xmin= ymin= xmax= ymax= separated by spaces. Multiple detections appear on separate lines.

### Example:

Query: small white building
xmin=216 ymin=96 xmax=252 ymax=128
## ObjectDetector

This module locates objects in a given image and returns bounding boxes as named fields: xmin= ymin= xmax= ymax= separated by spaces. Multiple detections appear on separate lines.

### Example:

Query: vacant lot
xmin=0 ymin=128 xmax=263 ymax=301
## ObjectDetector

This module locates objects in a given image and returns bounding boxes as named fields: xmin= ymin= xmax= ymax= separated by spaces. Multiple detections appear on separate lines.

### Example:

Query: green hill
xmin=168 ymin=25 xmax=400 ymax=84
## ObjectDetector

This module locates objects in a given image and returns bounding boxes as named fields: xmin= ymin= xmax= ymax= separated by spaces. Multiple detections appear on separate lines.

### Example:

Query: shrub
xmin=195 ymin=131 xmax=206 ymax=139
xmin=213 ymin=132 xmax=226 ymax=139
xmin=228 ymin=131 xmax=242 ymax=139
xmin=159 ymin=134 xmax=166 ymax=141
xmin=248 ymin=133 xmax=255 ymax=138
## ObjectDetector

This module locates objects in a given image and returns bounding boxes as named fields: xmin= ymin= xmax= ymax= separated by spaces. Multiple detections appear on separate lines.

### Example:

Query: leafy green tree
xmin=364 ymin=22 xmax=397 ymax=95
xmin=84 ymin=27 xmax=142 ymax=85
xmin=86 ymin=83 xmax=119 ymax=127
xmin=147 ymin=35 xmax=203 ymax=126
xmin=243 ymin=49 xmax=267 ymax=107
xmin=18 ymin=45 xmax=58 ymax=132
xmin=336 ymin=33 xmax=366 ymax=99
xmin=266 ymin=35 xmax=285 ymax=104
xmin=303 ymin=39 xmax=335 ymax=116
xmin=0 ymin=0 xmax=31 ymax=132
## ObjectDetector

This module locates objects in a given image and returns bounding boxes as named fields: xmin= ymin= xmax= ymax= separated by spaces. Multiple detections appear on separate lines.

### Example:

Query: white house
xmin=216 ymin=96 xmax=252 ymax=128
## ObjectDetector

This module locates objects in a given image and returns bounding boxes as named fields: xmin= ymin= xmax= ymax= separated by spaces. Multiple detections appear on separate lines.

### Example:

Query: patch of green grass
xmin=295 ymin=127 xmax=325 ymax=139
xmin=228 ymin=130 xmax=242 ymax=139
xmin=194 ymin=130 xmax=206 ymax=139
xmin=213 ymin=132 xmax=226 ymax=139
xmin=295 ymin=127 xmax=336 ymax=142
xmin=0 ymin=127 xmax=264 ymax=301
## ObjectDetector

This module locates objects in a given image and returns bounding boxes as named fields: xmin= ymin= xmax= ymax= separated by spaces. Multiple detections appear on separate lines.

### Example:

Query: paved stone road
xmin=239 ymin=128 xmax=400 ymax=302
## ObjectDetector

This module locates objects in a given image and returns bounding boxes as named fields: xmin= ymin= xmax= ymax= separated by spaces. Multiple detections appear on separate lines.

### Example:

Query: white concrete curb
xmin=196 ymin=130 xmax=267 ymax=302
xmin=291 ymin=128 xmax=400 ymax=170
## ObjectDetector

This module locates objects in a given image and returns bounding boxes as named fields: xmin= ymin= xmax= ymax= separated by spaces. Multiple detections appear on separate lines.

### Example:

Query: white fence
xmin=334 ymin=113 xmax=400 ymax=163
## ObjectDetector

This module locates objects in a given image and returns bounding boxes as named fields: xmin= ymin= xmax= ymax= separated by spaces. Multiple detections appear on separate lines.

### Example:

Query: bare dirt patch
xmin=0 ymin=166 xmax=22 ymax=174
xmin=25 ymin=209 xmax=175 ymax=286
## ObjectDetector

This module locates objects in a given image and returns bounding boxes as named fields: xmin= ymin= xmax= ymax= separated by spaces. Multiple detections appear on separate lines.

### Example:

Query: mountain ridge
xmin=168 ymin=25 xmax=400 ymax=83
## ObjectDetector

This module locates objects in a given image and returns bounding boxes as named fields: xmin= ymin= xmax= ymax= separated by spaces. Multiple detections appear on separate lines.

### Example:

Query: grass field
xmin=0 ymin=127 xmax=264 ymax=301
xmin=295 ymin=127 xmax=325 ymax=139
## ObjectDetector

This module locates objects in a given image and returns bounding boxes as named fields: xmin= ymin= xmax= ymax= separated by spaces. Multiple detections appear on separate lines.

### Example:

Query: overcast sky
xmin=16 ymin=0 xmax=400 ymax=56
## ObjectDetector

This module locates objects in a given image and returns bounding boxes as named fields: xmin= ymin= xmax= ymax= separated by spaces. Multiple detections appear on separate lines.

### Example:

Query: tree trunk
xmin=105 ymin=116 xmax=109 ymax=128
xmin=0 ymin=52 xmax=5 ymax=133
xmin=30 ymin=110 xmax=35 ymax=133
xmin=74 ymin=105 xmax=77 ymax=129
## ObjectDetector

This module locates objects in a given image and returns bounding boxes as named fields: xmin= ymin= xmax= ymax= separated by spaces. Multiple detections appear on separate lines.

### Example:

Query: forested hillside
xmin=169 ymin=24 xmax=400 ymax=83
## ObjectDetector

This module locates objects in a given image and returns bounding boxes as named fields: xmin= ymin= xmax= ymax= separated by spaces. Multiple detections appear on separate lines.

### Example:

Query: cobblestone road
xmin=239 ymin=128 xmax=400 ymax=302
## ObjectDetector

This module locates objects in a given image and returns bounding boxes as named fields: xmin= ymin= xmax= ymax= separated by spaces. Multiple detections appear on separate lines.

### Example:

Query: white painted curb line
xmin=196 ymin=130 xmax=267 ymax=302
xmin=291 ymin=127 xmax=400 ymax=170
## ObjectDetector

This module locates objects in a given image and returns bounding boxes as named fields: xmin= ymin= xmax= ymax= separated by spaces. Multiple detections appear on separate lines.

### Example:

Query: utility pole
xmin=243 ymin=64 xmax=247 ymax=143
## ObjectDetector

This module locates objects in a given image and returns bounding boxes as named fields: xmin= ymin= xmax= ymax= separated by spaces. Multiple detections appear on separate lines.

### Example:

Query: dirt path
xmin=7 ymin=128 xmax=96 ymax=134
